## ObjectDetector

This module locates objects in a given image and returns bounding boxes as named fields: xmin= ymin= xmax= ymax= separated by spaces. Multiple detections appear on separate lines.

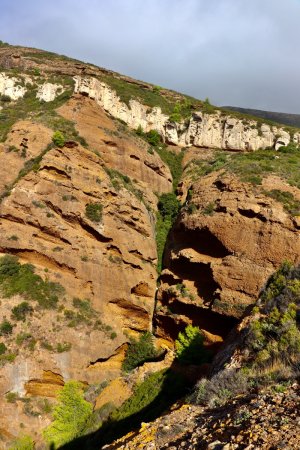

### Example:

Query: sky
xmin=1 ymin=0 xmax=300 ymax=113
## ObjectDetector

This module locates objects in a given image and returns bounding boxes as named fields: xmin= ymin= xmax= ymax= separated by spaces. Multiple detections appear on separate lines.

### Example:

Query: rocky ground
xmin=104 ymin=383 xmax=300 ymax=450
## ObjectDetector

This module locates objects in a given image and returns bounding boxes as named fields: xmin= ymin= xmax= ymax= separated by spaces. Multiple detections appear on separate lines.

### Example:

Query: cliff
xmin=0 ymin=44 xmax=299 ymax=448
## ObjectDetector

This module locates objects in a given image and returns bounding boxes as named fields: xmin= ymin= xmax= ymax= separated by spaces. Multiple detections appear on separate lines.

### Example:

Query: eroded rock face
xmin=74 ymin=76 xmax=300 ymax=151
xmin=0 ymin=138 xmax=160 ymax=438
xmin=156 ymin=172 xmax=300 ymax=340
xmin=36 ymin=82 xmax=64 ymax=102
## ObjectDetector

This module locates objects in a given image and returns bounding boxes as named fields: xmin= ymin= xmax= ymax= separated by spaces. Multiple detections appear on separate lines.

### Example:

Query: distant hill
xmin=223 ymin=106 xmax=300 ymax=128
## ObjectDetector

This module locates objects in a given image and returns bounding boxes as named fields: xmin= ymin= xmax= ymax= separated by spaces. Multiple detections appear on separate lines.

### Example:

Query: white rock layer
xmin=0 ymin=73 xmax=27 ymax=100
xmin=36 ymin=82 xmax=64 ymax=102
xmin=74 ymin=75 xmax=300 ymax=151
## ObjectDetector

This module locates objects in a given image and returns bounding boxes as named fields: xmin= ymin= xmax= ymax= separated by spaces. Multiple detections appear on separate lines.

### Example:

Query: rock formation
xmin=0 ymin=44 xmax=300 ymax=447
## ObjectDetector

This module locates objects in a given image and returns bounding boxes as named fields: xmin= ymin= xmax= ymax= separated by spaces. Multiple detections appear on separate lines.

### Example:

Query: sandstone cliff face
xmin=1 ymin=45 xmax=300 ymax=447
xmin=155 ymin=170 xmax=300 ymax=342
xmin=0 ymin=82 xmax=173 ymax=440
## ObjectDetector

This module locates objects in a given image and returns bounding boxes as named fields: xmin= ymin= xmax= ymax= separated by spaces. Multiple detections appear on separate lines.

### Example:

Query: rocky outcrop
xmin=156 ymin=171 xmax=300 ymax=341
xmin=105 ymin=383 xmax=300 ymax=449
xmin=74 ymin=76 xmax=300 ymax=151
xmin=0 ymin=72 xmax=27 ymax=100
xmin=36 ymin=82 xmax=64 ymax=102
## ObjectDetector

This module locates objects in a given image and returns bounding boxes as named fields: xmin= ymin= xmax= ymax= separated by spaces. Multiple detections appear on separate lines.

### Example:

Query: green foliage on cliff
xmin=85 ymin=203 xmax=103 ymax=223
xmin=187 ymin=145 xmax=300 ymax=190
xmin=52 ymin=130 xmax=65 ymax=147
xmin=122 ymin=332 xmax=158 ymax=372
xmin=99 ymin=369 xmax=186 ymax=445
xmin=8 ymin=435 xmax=34 ymax=450
xmin=245 ymin=261 xmax=300 ymax=382
xmin=175 ymin=324 xmax=211 ymax=365
xmin=43 ymin=381 xmax=93 ymax=448
xmin=0 ymin=255 xmax=64 ymax=309
xmin=156 ymin=192 xmax=180 ymax=273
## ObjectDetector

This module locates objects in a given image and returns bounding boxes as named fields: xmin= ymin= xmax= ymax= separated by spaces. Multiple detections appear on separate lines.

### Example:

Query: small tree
xmin=52 ymin=131 xmax=65 ymax=148
xmin=175 ymin=325 xmax=210 ymax=365
xmin=43 ymin=381 xmax=92 ymax=448
xmin=122 ymin=332 xmax=158 ymax=372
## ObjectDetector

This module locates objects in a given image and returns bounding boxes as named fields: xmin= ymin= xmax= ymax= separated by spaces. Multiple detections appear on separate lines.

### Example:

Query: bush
xmin=1 ymin=94 xmax=12 ymax=103
xmin=193 ymin=369 xmax=249 ymax=407
xmin=43 ymin=381 xmax=93 ymax=448
xmin=122 ymin=332 xmax=158 ymax=372
xmin=145 ymin=129 xmax=161 ymax=146
xmin=85 ymin=203 xmax=103 ymax=223
xmin=0 ymin=342 xmax=7 ymax=354
xmin=0 ymin=319 xmax=13 ymax=336
xmin=11 ymin=302 xmax=33 ymax=321
xmin=52 ymin=131 xmax=65 ymax=147
xmin=158 ymin=192 xmax=180 ymax=222
xmin=175 ymin=324 xmax=210 ymax=365
xmin=0 ymin=255 xmax=64 ymax=309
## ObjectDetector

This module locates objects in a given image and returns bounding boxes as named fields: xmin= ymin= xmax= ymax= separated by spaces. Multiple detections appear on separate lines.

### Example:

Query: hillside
xmin=224 ymin=105 xmax=300 ymax=128
xmin=0 ymin=43 xmax=299 ymax=449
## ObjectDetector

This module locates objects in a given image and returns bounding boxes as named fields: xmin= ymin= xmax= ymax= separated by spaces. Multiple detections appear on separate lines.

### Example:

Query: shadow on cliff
xmin=58 ymin=338 xmax=212 ymax=450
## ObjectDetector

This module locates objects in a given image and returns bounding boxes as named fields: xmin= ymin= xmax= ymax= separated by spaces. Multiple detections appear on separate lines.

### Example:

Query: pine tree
xmin=43 ymin=381 xmax=92 ymax=448
xmin=175 ymin=325 xmax=209 ymax=365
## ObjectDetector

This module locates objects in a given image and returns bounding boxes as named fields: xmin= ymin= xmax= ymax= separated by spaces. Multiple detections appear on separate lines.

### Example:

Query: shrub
xmin=0 ymin=342 xmax=7 ymax=354
xmin=52 ymin=131 xmax=65 ymax=147
xmin=8 ymin=435 xmax=34 ymax=450
xmin=85 ymin=203 xmax=103 ymax=223
xmin=158 ymin=192 xmax=180 ymax=222
xmin=11 ymin=302 xmax=33 ymax=321
xmin=193 ymin=369 xmax=249 ymax=407
xmin=122 ymin=332 xmax=158 ymax=372
xmin=56 ymin=342 xmax=72 ymax=353
xmin=0 ymin=255 xmax=64 ymax=309
xmin=43 ymin=380 xmax=93 ymax=448
xmin=175 ymin=324 xmax=210 ymax=365
xmin=0 ymin=319 xmax=13 ymax=335
xmin=0 ymin=94 xmax=11 ymax=103
xmin=145 ymin=129 xmax=161 ymax=146
xmin=6 ymin=392 xmax=19 ymax=403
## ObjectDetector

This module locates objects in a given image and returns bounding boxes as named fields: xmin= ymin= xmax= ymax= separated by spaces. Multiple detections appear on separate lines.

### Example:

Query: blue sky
xmin=1 ymin=0 xmax=300 ymax=113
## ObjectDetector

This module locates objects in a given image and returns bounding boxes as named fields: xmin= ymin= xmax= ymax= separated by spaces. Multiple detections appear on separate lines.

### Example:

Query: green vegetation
xmin=0 ymin=255 xmax=64 ymax=309
xmin=56 ymin=342 xmax=72 ymax=353
xmin=43 ymin=381 xmax=93 ymax=448
xmin=0 ymin=78 xmax=75 ymax=142
xmin=11 ymin=302 xmax=33 ymax=321
xmin=122 ymin=332 xmax=158 ymax=372
xmin=156 ymin=192 xmax=180 ymax=273
xmin=52 ymin=130 xmax=65 ymax=147
xmin=95 ymin=369 xmax=187 ymax=446
xmin=0 ymin=342 xmax=7 ymax=354
xmin=175 ymin=324 xmax=211 ymax=365
xmin=0 ymin=94 xmax=12 ymax=103
xmin=85 ymin=203 xmax=103 ymax=223
xmin=186 ymin=145 xmax=300 ymax=190
xmin=264 ymin=189 xmax=300 ymax=216
xmin=244 ymin=261 xmax=300 ymax=383
xmin=6 ymin=392 xmax=19 ymax=403
xmin=193 ymin=262 xmax=300 ymax=407
xmin=0 ymin=319 xmax=13 ymax=335
xmin=8 ymin=435 xmax=34 ymax=450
